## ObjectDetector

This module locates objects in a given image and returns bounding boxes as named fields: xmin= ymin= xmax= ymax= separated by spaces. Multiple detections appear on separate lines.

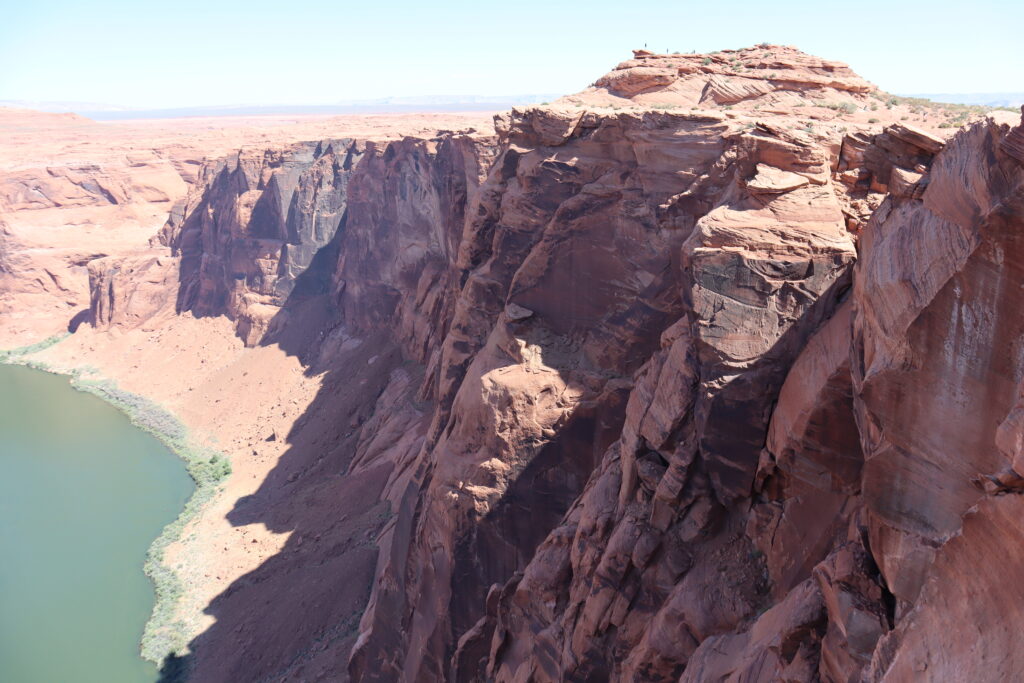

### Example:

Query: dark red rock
xmin=77 ymin=53 xmax=1024 ymax=683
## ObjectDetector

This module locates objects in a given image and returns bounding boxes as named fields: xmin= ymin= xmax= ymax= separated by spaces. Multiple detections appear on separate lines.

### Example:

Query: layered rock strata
xmin=0 ymin=108 xmax=494 ymax=344
xmin=472 ymin=111 xmax=1024 ymax=683
xmin=76 ymin=48 xmax=1024 ymax=682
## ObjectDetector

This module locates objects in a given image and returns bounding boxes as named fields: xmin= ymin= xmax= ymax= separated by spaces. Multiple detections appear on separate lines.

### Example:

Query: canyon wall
xmin=75 ymin=48 xmax=1024 ymax=681
xmin=0 ymin=108 xmax=493 ymax=345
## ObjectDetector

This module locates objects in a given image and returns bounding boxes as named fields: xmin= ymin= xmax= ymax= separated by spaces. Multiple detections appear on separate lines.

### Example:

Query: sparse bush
xmin=0 ymin=337 xmax=231 ymax=663
xmin=868 ymin=118 xmax=880 ymax=124
xmin=881 ymin=93 xmax=1012 ymax=118
xmin=822 ymin=102 xmax=857 ymax=115
xmin=73 ymin=378 xmax=232 ymax=662
xmin=0 ymin=333 xmax=69 ymax=362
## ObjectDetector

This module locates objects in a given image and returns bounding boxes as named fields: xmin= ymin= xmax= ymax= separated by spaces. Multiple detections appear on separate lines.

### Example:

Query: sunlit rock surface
xmin=5 ymin=48 xmax=1023 ymax=682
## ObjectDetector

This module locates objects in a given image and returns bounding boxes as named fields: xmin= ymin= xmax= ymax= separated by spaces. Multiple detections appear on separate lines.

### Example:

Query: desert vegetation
xmin=1 ymin=337 xmax=231 ymax=662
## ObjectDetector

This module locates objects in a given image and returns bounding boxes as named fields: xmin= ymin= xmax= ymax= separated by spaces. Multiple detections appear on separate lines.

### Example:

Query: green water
xmin=0 ymin=364 xmax=194 ymax=683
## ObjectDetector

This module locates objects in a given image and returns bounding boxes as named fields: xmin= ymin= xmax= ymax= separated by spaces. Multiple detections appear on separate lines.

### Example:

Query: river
xmin=0 ymin=364 xmax=193 ymax=682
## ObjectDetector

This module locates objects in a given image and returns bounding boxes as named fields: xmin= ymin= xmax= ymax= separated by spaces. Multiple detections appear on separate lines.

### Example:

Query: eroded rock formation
xmin=74 ymin=50 xmax=1024 ymax=681
xmin=0 ymin=108 xmax=495 ymax=345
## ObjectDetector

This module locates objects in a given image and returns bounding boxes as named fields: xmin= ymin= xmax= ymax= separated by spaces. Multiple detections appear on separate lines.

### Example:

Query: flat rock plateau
xmin=3 ymin=45 xmax=1024 ymax=682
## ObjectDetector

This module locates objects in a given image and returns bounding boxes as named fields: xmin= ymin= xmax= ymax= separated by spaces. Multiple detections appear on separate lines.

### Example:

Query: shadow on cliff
xmin=67 ymin=308 xmax=90 ymax=333
xmin=155 ymin=317 xmax=403 ymax=680
xmin=157 ymin=223 xmax=854 ymax=682
xmin=157 ymin=231 xmax=419 ymax=680
xmin=154 ymin=267 xmax=632 ymax=682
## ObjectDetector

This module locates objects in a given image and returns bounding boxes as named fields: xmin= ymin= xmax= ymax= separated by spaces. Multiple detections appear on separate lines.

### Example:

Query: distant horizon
xmin=0 ymin=93 xmax=562 ymax=120
xmin=2 ymin=1 xmax=1019 ymax=111
xmin=3 ymin=90 xmax=1021 ymax=122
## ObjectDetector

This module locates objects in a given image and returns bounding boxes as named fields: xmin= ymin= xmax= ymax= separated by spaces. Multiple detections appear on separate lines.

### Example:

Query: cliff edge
xmin=16 ymin=48 xmax=1023 ymax=681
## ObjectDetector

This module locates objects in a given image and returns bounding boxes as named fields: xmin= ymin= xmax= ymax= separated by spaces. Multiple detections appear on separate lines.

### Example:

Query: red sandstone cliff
xmin=0 ymin=108 xmax=494 ymax=345
xmin=71 ymin=48 xmax=1024 ymax=681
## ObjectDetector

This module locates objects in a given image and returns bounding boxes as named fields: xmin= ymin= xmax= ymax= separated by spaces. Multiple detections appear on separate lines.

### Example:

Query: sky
xmin=1 ymin=0 xmax=1021 ymax=109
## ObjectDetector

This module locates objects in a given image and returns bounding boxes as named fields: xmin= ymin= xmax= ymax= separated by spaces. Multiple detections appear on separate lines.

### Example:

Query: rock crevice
xmin=76 ymin=49 xmax=1024 ymax=682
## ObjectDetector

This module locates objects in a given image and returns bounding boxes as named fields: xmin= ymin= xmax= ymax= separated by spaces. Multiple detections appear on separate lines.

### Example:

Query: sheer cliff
xmin=0 ymin=109 xmax=493 ymax=345
xmin=78 ymin=47 xmax=1024 ymax=682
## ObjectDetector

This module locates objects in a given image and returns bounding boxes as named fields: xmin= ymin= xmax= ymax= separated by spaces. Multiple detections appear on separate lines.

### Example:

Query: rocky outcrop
xmin=76 ymin=49 xmax=1024 ymax=682
xmin=343 ymin=98 xmax=865 ymax=681
xmin=159 ymin=133 xmax=494 ymax=347
xmin=834 ymin=120 xmax=946 ymax=230
xmin=88 ymin=252 xmax=179 ymax=330
xmin=587 ymin=45 xmax=872 ymax=110
xmin=0 ymin=106 xmax=494 ymax=345
xmin=161 ymin=139 xmax=367 ymax=345
xmin=470 ymin=112 xmax=1023 ymax=682
xmin=1003 ymin=106 xmax=1024 ymax=163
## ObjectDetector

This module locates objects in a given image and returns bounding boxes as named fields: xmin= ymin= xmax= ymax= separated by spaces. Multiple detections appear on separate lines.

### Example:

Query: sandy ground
xmin=0 ymin=105 xmax=496 ymax=661
xmin=0 ymin=108 xmax=496 ymax=172
xmin=5 ymin=94 xmax=1016 ymax=671
xmin=0 ymin=107 xmax=496 ymax=346
xmin=34 ymin=316 xmax=322 ymax=646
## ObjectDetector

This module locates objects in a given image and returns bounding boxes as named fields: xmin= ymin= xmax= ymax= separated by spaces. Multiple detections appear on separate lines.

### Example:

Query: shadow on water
xmin=157 ymin=654 xmax=188 ymax=683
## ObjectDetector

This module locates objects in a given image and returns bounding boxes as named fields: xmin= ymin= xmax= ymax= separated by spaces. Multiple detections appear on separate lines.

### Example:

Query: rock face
xmin=88 ymin=253 xmax=179 ymax=330
xmin=0 ymin=107 xmax=495 ymax=345
xmin=155 ymin=133 xmax=497 ymax=347
xmin=857 ymin=117 xmax=1024 ymax=680
xmin=76 ymin=49 xmax=1024 ymax=682
xmin=588 ymin=45 xmax=872 ymax=109
xmin=469 ymin=112 xmax=1023 ymax=683
xmin=349 ymin=103 xmax=860 ymax=681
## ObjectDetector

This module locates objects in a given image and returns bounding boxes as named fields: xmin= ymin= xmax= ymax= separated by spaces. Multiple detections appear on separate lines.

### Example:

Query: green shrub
xmin=67 ymin=377 xmax=232 ymax=663
xmin=1 ymin=338 xmax=231 ymax=663
xmin=824 ymin=102 xmax=857 ymax=115
xmin=0 ymin=333 xmax=69 ymax=362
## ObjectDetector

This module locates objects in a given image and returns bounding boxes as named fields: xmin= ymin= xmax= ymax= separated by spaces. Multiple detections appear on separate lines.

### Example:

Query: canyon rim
xmin=2 ymin=43 xmax=1024 ymax=682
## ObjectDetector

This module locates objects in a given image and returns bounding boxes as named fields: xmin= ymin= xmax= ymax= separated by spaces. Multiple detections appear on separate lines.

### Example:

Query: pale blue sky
xmin=1 ymin=0 xmax=1020 ymax=108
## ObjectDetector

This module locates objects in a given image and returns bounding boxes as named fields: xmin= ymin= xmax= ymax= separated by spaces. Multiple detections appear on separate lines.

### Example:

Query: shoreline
xmin=1 ymin=334 xmax=231 ymax=667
